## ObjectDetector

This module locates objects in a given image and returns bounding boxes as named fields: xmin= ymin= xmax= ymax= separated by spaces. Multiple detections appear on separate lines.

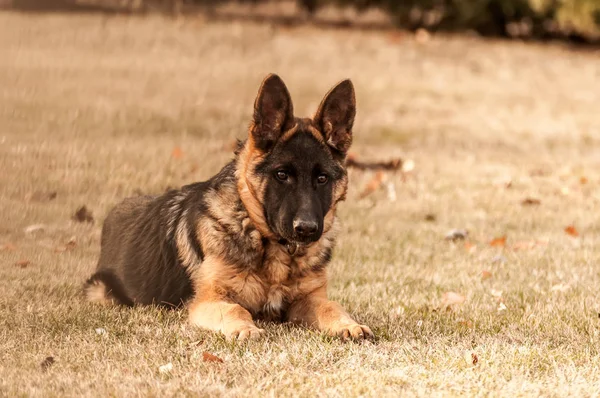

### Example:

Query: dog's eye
xmin=317 ymin=174 xmax=329 ymax=184
xmin=275 ymin=171 xmax=289 ymax=181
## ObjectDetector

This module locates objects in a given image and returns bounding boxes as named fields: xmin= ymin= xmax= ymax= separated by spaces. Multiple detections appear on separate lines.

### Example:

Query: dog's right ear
xmin=250 ymin=74 xmax=294 ymax=151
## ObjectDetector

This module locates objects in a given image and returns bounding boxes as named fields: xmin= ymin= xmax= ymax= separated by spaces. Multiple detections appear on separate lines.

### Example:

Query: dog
xmin=84 ymin=74 xmax=373 ymax=341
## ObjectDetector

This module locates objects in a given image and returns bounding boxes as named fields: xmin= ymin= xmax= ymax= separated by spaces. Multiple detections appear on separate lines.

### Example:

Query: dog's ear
xmin=250 ymin=74 xmax=294 ymax=151
xmin=314 ymin=79 xmax=356 ymax=155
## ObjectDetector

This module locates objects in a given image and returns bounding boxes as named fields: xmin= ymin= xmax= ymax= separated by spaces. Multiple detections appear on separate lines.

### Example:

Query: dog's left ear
xmin=314 ymin=79 xmax=356 ymax=155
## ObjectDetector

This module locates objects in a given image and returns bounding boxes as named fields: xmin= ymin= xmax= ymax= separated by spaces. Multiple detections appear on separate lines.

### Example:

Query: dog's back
xmin=84 ymin=193 xmax=194 ymax=307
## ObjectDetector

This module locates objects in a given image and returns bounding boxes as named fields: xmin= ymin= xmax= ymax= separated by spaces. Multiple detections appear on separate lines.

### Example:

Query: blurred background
xmin=4 ymin=0 xmax=600 ymax=43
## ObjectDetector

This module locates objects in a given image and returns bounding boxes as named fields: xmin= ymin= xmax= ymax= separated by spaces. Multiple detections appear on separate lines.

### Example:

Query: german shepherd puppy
xmin=84 ymin=74 xmax=373 ymax=341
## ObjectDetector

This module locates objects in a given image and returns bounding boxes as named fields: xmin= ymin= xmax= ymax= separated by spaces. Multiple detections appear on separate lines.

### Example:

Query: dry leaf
xmin=580 ymin=176 xmax=588 ymax=185
xmin=171 ymin=147 xmax=184 ymax=159
xmin=202 ymin=352 xmax=224 ymax=363
xmin=0 ymin=242 xmax=17 ymax=251
xmin=424 ymin=213 xmax=436 ymax=222
xmin=15 ymin=259 xmax=30 ymax=268
xmin=441 ymin=292 xmax=466 ymax=308
xmin=347 ymin=157 xmax=402 ymax=171
xmin=159 ymin=363 xmax=173 ymax=374
xmin=464 ymin=241 xmax=477 ymax=253
xmin=55 ymin=237 xmax=77 ymax=253
xmin=73 ymin=206 xmax=94 ymax=223
xmin=564 ymin=225 xmax=579 ymax=237
xmin=490 ymin=236 xmax=507 ymax=247
xmin=458 ymin=319 xmax=473 ymax=328
xmin=388 ymin=30 xmax=405 ymax=44
xmin=445 ymin=229 xmax=468 ymax=241
xmin=41 ymin=356 xmax=55 ymax=371
xmin=358 ymin=171 xmax=386 ymax=199
xmin=521 ymin=197 xmax=541 ymax=206
xmin=481 ymin=270 xmax=492 ymax=281
xmin=462 ymin=351 xmax=478 ymax=366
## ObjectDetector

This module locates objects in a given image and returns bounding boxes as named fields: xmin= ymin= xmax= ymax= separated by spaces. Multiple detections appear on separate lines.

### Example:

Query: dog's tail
xmin=83 ymin=270 xmax=134 ymax=307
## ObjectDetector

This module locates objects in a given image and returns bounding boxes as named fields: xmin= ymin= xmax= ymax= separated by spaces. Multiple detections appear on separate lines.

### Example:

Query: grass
xmin=1 ymin=10 xmax=600 ymax=397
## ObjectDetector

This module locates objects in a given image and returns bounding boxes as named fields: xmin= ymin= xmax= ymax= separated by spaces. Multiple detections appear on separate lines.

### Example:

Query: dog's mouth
xmin=277 ymin=237 xmax=316 ymax=256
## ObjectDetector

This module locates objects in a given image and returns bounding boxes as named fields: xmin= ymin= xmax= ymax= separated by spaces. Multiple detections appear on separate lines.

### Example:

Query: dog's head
xmin=237 ymin=74 xmax=355 ymax=245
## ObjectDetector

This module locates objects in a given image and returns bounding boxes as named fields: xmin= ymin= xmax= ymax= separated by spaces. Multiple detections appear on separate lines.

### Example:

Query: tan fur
xmin=83 ymin=280 xmax=114 ymax=305
xmin=235 ymin=137 xmax=276 ymax=240
xmin=286 ymin=285 xmax=373 ymax=340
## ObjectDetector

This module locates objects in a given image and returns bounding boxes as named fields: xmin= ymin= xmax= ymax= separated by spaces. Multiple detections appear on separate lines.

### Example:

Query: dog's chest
xmin=233 ymin=245 xmax=315 ymax=320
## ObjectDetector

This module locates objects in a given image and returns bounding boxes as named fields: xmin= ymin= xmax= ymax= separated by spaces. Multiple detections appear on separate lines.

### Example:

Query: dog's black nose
xmin=293 ymin=219 xmax=318 ymax=238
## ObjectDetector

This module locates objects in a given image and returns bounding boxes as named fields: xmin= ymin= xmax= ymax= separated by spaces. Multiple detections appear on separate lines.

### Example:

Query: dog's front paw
xmin=225 ymin=324 xmax=265 ymax=341
xmin=330 ymin=324 xmax=374 ymax=341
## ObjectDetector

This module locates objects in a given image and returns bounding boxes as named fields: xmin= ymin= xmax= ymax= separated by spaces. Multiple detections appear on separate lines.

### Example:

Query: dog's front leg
xmin=188 ymin=297 xmax=264 ymax=341
xmin=287 ymin=285 xmax=373 ymax=340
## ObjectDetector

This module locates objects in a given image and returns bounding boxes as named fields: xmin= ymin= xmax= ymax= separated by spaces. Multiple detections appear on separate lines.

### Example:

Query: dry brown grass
xmin=1 ymin=11 xmax=600 ymax=397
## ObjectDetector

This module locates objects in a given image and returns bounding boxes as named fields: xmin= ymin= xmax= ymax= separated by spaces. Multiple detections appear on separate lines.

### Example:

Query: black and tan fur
xmin=84 ymin=74 xmax=373 ymax=341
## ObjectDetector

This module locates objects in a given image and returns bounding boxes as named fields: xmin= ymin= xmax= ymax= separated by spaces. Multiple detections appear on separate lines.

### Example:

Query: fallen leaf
xmin=171 ymin=147 xmax=184 ymax=159
xmin=441 ymin=292 xmax=466 ymax=308
xmin=41 ymin=356 xmax=55 ymax=371
xmin=55 ymin=237 xmax=77 ymax=253
xmin=73 ymin=206 xmax=94 ymax=223
xmin=464 ymin=241 xmax=477 ymax=253
xmin=521 ymin=197 xmax=541 ymax=206
xmin=529 ymin=168 xmax=548 ymax=177
xmin=24 ymin=224 xmax=46 ymax=234
xmin=159 ymin=362 xmax=173 ymax=374
xmin=445 ymin=229 xmax=468 ymax=241
xmin=347 ymin=157 xmax=402 ymax=171
xmin=424 ymin=213 xmax=436 ymax=222
xmin=481 ymin=270 xmax=492 ymax=281
xmin=388 ymin=30 xmax=405 ymax=44
xmin=490 ymin=236 xmax=507 ymax=247
xmin=0 ymin=243 xmax=17 ymax=251
xmin=15 ymin=259 xmax=30 ymax=268
xmin=580 ymin=176 xmax=588 ymax=185
xmin=564 ymin=225 xmax=579 ymax=237
xmin=458 ymin=319 xmax=473 ymax=328
xmin=358 ymin=171 xmax=386 ymax=199
xmin=462 ymin=351 xmax=478 ymax=366
xmin=202 ymin=352 xmax=224 ymax=363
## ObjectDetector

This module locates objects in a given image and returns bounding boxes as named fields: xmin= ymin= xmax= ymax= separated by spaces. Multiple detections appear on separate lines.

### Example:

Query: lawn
xmin=1 ymin=10 xmax=599 ymax=397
